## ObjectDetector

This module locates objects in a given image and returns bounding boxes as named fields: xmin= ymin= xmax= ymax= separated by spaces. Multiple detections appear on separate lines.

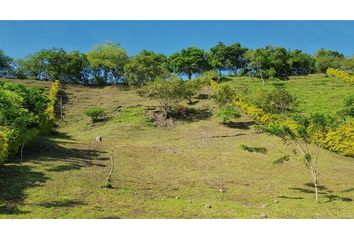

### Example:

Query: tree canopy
xmin=87 ymin=42 xmax=129 ymax=84
xmin=124 ymin=50 xmax=168 ymax=86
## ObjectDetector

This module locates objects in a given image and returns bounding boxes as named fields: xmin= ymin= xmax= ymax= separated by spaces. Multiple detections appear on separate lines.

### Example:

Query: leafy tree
xmin=87 ymin=42 xmax=129 ymax=84
xmin=141 ymin=74 xmax=185 ymax=118
xmin=169 ymin=47 xmax=209 ymax=79
xmin=16 ymin=52 xmax=45 ymax=80
xmin=181 ymin=79 xmax=201 ymax=104
xmin=62 ymin=51 xmax=90 ymax=84
xmin=209 ymin=42 xmax=247 ymax=76
xmin=287 ymin=50 xmax=315 ymax=75
xmin=0 ymin=50 xmax=13 ymax=77
xmin=124 ymin=50 xmax=168 ymax=86
xmin=224 ymin=42 xmax=248 ymax=75
xmin=244 ymin=48 xmax=268 ymax=84
xmin=263 ymin=122 xmax=319 ymax=202
xmin=209 ymin=42 xmax=228 ymax=76
xmin=314 ymin=49 xmax=345 ymax=73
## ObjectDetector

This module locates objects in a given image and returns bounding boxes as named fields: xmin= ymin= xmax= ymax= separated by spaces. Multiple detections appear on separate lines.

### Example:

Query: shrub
xmin=196 ymin=70 xmax=220 ymax=85
xmin=85 ymin=107 xmax=107 ymax=123
xmin=326 ymin=68 xmax=354 ymax=84
xmin=253 ymin=84 xmax=297 ymax=114
xmin=212 ymin=85 xmax=236 ymax=106
xmin=215 ymin=106 xmax=240 ymax=123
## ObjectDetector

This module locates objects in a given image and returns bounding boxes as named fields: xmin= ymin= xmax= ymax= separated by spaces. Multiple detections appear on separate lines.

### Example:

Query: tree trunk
xmin=20 ymin=143 xmax=24 ymax=161
xmin=188 ymin=73 xmax=192 ymax=80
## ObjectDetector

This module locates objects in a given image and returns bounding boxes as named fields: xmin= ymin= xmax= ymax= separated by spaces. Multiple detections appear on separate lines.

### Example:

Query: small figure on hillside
xmin=96 ymin=136 xmax=102 ymax=142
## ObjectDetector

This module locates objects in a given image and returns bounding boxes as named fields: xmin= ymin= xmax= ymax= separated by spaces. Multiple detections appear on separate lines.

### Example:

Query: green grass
xmin=114 ymin=107 xmax=151 ymax=124
xmin=225 ymin=74 xmax=354 ymax=116
xmin=0 ymin=77 xmax=353 ymax=218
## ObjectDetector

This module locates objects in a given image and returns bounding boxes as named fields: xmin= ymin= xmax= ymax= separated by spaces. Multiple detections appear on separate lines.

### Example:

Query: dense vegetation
xmin=0 ymin=80 xmax=59 ymax=165
xmin=1 ymin=42 xmax=353 ymax=85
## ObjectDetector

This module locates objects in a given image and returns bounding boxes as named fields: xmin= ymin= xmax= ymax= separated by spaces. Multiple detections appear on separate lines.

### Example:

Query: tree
xmin=169 ymin=47 xmax=209 ymax=79
xmin=62 ymin=51 xmax=90 ymax=84
xmin=314 ymin=49 xmax=345 ymax=73
xmin=262 ymin=114 xmax=335 ymax=203
xmin=209 ymin=42 xmax=248 ymax=76
xmin=124 ymin=50 xmax=168 ymax=86
xmin=287 ymin=50 xmax=315 ymax=75
xmin=0 ymin=50 xmax=13 ymax=77
xmin=244 ymin=48 xmax=268 ymax=84
xmin=16 ymin=52 xmax=45 ymax=80
xmin=142 ymin=74 xmax=185 ymax=118
xmin=87 ymin=42 xmax=129 ymax=84
xmin=209 ymin=42 xmax=228 ymax=76
xmin=224 ymin=42 xmax=248 ymax=75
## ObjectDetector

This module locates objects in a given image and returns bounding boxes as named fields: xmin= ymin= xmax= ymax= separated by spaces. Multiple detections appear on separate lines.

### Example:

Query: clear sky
xmin=0 ymin=21 xmax=353 ymax=58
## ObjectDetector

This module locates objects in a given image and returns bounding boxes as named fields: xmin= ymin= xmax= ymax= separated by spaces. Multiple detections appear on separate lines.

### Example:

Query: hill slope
xmin=0 ymin=77 xmax=353 ymax=218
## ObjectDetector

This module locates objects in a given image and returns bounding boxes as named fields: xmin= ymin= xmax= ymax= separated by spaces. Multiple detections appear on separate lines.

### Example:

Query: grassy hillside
xmin=0 ymin=76 xmax=353 ymax=218
xmin=225 ymin=74 xmax=354 ymax=116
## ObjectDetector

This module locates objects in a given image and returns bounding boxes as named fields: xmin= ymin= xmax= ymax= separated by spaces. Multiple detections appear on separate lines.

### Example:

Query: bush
xmin=196 ymin=70 xmax=220 ymax=85
xmin=0 ymin=81 xmax=57 ymax=164
xmin=215 ymin=106 xmax=240 ymax=123
xmin=340 ymin=94 xmax=354 ymax=118
xmin=85 ymin=107 xmax=107 ymax=123
xmin=253 ymin=84 xmax=297 ymax=114
xmin=212 ymin=85 xmax=236 ymax=106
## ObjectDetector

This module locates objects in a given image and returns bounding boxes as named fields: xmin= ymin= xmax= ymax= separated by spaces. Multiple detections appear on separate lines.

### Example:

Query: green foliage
xmin=16 ymin=48 xmax=89 ymax=83
xmin=212 ymin=85 xmax=236 ymax=106
xmin=141 ymin=74 xmax=185 ymax=118
xmin=341 ymin=94 xmax=354 ymax=118
xmin=115 ymin=107 xmax=149 ymax=123
xmin=87 ymin=42 xmax=129 ymax=84
xmin=169 ymin=47 xmax=210 ymax=79
xmin=245 ymin=46 xmax=315 ymax=80
xmin=124 ymin=50 xmax=168 ymax=86
xmin=240 ymin=144 xmax=267 ymax=154
xmin=209 ymin=42 xmax=248 ymax=75
xmin=0 ymin=49 xmax=13 ymax=76
xmin=253 ymin=84 xmax=297 ymax=114
xmin=196 ymin=70 xmax=220 ymax=85
xmin=0 ymin=81 xmax=56 ymax=164
xmin=215 ymin=106 xmax=240 ymax=123
xmin=314 ymin=49 xmax=345 ymax=73
xmin=84 ymin=107 xmax=107 ymax=123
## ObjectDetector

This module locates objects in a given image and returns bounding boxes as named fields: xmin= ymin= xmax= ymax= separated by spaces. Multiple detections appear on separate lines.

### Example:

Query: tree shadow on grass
xmin=223 ymin=121 xmax=255 ymax=130
xmin=23 ymin=132 xmax=108 ymax=171
xmin=0 ymin=164 xmax=49 ymax=215
xmin=288 ymin=183 xmax=353 ymax=203
xmin=38 ymin=199 xmax=85 ymax=208
xmin=170 ymin=107 xmax=213 ymax=122
xmin=0 ymin=131 xmax=108 ymax=215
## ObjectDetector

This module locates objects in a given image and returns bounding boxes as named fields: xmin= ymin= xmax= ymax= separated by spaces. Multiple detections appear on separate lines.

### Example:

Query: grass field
xmin=0 ymin=76 xmax=353 ymax=218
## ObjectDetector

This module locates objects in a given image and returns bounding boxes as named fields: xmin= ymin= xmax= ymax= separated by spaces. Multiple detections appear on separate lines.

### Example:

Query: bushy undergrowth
xmin=0 ymin=80 xmax=59 ymax=164
xmin=327 ymin=68 xmax=354 ymax=84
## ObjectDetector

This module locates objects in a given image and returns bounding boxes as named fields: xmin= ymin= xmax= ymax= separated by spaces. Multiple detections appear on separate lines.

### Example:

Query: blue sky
xmin=0 ymin=21 xmax=353 ymax=58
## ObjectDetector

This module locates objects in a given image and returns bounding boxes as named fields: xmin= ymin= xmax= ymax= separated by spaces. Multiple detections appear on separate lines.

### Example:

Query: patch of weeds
xmin=240 ymin=144 xmax=267 ymax=154
xmin=273 ymin=155 xmax=290 ymax=165
xmin=114 ymin=107 xmax=150 ymax=124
